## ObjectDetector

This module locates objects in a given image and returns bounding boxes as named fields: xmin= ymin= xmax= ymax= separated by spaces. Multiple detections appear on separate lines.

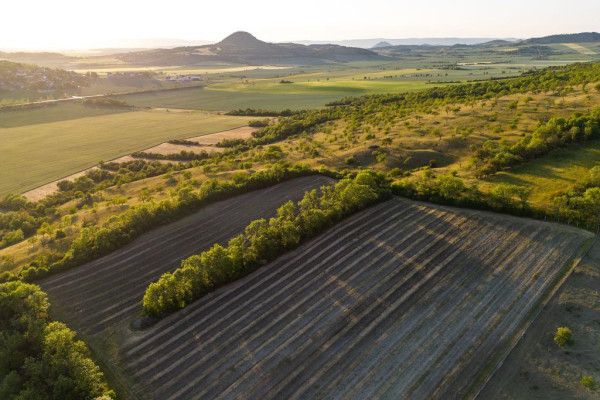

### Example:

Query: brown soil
xmin=41 ymin=195 xmax=591 ymax=400
xmin=480 ymin=239 xmax=600 ymax=400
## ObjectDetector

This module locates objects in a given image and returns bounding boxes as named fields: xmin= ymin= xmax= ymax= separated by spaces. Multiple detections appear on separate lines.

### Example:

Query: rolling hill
xmin=371 ymin=41 xmax=393 ymax=48
xmin=523 ymin=32 xmax=600 ymax=44
xmin=114 ymin=31 xmax=385 ymax=66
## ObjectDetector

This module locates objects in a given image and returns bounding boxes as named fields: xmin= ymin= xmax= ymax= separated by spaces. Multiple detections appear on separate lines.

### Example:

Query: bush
xmin=580 ymin=375 xmax=595 ymax=390
xmin=248 ymin=118 xmax=270 ymax=127
xmin=554 ymin=326 xmax=572 ymax=348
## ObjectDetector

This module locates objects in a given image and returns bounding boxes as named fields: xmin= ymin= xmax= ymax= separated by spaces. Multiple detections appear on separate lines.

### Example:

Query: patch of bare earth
xmin=23 ymin=167 xmax=97 ymax=201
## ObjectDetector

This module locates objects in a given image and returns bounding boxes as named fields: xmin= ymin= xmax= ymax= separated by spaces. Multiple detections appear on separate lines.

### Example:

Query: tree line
xmin=3 ymin=163 xmax=319 ymax=283
xmin=472 ymin=107 xmax=600 ymax=177
xmin=142 ymin=171 xmax=387 ymax=317
xmin=0 ymin=281 xmax=113 ymax=400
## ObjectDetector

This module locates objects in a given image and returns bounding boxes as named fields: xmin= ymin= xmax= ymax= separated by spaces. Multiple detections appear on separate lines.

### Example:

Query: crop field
xmin=40 ymin=176 xmax=332 ymax=332
xmin=114 ymin=87 xmax=347 ymax=111
xmin=0 ymin=107 xmax=249 ymax=195
xmin=42 ymin=194 xmax=590 ymax=399
xmin=480 ymin=241 xmax=600 ymax=400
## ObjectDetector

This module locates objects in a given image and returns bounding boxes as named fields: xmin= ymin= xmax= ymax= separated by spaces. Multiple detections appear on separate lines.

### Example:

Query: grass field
xmin=0 ymin=103 xmax=128 ymax=128
xmin=114 ymin=87 xmax=349 ymax=110
xmin=482 ymin=141 xmax=600 ymax=205
xmin=0 ymin=108 xmax=248 ymax=195
xmin=40 ymin=194 xmax=590 ymax=399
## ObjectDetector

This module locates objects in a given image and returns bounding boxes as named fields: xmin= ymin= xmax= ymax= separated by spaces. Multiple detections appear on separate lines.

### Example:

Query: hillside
xmin=523 ymin=32 xmax=600 ymax=44
xmin=0 ymin=60 xmax=90 ymax=93
xmin=115 ymin=31 xmax=385 ymax=66
xmin=371 ymin=41 xmax=392 ymax=48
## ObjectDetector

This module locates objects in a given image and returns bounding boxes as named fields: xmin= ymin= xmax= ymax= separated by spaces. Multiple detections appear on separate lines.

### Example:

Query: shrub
xmin=248 ymin=118 xmax=270 ymax=127
xmin=554 ymin=326 xmax=572 ymax=348
xmin=580 ymin=375 xmax=595 ymax=390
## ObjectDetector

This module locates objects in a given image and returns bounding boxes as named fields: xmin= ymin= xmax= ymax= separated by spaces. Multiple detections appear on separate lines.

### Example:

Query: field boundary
xmin=0 ymin=83 xmax=208 ymax=111
xmin=469 ymin=233 xmax=597 ymax=400
xmin=21 ymin=124 xmax=249 ymax=199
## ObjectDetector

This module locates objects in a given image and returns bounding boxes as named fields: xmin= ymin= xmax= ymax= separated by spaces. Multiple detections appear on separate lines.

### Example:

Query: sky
xmin=2 ymin=0 xmax=599 ymax=50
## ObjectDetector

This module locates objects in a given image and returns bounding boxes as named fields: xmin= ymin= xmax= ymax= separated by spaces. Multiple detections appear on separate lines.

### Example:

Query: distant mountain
xmin=115 ymin=31 xmax=385 ymax=66
xmin=372 ymin=41 xmax=393 ymax=49
xmin=522 ymin=32 xmax=600 ymax=44
xmin=296 ymin=37 xmax=519 ymax=48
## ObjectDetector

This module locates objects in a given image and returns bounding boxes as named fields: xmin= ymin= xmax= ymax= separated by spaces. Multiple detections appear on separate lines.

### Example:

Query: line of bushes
xmin=0 ymin=281 xmax=114 ymax=400
xmin=390 ymin=171 xmax=598 ymax=230
xmin=167 ymin=138 xmax=203 ymax=146
xmin=131 ymin=150 xmax=213 ymax=161
xmin=141 ymin=170 xmax=388 ymax=317
xmin=4 ymin=163 xmax=318 ymax=283
xmin=225 ymin=108 xmax=297 ymax=117
xmin=250 ymin=109 xmax=341 ymax=144
xmin=473 ymin=107 xmax=600 ymax=177
xmin=82 ymin=97 xmax=130 ymax=108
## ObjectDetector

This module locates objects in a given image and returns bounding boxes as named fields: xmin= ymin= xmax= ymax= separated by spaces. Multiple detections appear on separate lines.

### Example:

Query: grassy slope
xmin=0 ymin=109 xmax=248 ymax=195
xmin=0 ymin=103 xmax=128 ymax=128
xmin=481 ymin=141 xmax=600 ymax=205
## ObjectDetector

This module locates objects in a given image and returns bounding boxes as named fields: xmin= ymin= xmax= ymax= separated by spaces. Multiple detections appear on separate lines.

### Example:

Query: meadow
xmin=482 ymin=141 xmax=600 ymax=205
xmin=0 ymin=106 xmax=248 ymax=195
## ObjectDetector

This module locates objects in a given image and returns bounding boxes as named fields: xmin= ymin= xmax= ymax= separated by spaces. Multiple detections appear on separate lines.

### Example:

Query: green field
xmin=482 ymin=141 xmax=600 ymax=205
xmin=0 ymin=103 xmax=129 ymax=128
xmin=114 ymin=87 xmax=347 ymax=111
xmin=0 ymin=108 xmax=248 ymax=195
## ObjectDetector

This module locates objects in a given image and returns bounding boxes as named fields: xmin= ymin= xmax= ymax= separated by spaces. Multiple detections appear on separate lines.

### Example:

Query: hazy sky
xmin=2 ymin=0 xmax=599 ymax=50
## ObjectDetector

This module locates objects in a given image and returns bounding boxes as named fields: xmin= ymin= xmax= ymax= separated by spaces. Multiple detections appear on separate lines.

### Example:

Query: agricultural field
xmin=113 ymin=87 xmax=346 ymax=111
xmin=3 ymin=41 xmax=600 ymax=400
xmin=39 ymin=175 xmax=331 ymax=328
xmin=0 ymin=105 xmax=249 ymax=195
xmin=41 ymin=195 xmax=591 ymax=399
xmin=481 ymin=240 xmax=600 ymax=400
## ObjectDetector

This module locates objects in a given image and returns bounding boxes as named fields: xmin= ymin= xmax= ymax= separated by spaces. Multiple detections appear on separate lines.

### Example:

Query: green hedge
xmin=142 ymin=171 xmax=388 ymax=317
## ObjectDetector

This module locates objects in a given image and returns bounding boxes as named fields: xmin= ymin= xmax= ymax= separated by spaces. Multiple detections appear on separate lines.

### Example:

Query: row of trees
xmin=131 ymin=149 xmax=214 ymax=162
xmin=225 ymin=108 xmax=297 ymax=117
xmin=472 ymin=108 xmax=600 ymax=177
xmin=0 ymin=281 xmax=113 ymax=400
xmin=553 ymin=166 xmax=600 ymax=227
xmin=1 ymin=160 xmax=190 ymax=252
xmin=5 ymin=163 xmax=318 ymax=283
xmin=142 ymin=171 xmax=387 ymax=317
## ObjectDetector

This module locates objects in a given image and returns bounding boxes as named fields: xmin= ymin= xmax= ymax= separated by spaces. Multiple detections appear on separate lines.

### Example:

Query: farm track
xmin=97 ymin=197 xmax=592 ymax=400
xmin=40 ymin=175 xmax=333 ymax=334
